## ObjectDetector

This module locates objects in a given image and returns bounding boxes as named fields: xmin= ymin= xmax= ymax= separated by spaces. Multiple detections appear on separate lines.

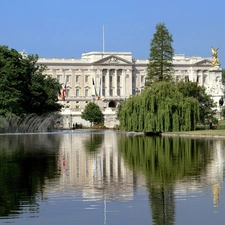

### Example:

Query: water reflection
xmin=119 ymin=136 xmax=224 ymax=225
xmin=0 ymin=134 xmax=60 ymax=218
xmin=55 ymin=131 xmax=139 ymax=201
xmin=0 ymin=131 xmax=225 ymax=225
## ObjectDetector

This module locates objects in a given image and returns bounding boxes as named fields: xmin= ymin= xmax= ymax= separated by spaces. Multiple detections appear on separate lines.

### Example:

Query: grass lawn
xmin=162 ymin=129 xmax=225 ymax=137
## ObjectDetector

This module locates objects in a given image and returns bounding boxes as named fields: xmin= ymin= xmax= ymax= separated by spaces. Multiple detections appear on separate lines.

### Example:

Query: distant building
xmin=36 ymin=51 xmax=223 ymax=127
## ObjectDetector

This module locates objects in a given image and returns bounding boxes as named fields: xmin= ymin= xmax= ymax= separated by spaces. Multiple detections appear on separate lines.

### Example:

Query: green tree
xmin=145 ymin=23 xmax=174 ymax=87
xmin=81 ymin=102 xmax=104 ymax=126
xmin=28 ymin=66 xmax=62 ymax=115
xmin=118 ymin=82 xmax=199 ymax=132
xmin=0 ymin=46 xmax=61 ymax=116
xmin=177 ymin=81 xmax=217 ymax=124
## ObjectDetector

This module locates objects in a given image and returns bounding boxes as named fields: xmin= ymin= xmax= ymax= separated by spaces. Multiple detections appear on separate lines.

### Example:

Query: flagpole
xmin=103 ymin=25 xmax=105 ymax=53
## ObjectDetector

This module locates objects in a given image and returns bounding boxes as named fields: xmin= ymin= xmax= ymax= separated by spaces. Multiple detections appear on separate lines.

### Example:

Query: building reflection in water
xmin=56 ymin=131 xmax=145 ymax=202
xmin=56 ymin=133 xmax=225 ymax=205
xmin=47 ymin=132 xmax=225 ymax=225
xmin=174 ymin=139 xmax=224 ymax=209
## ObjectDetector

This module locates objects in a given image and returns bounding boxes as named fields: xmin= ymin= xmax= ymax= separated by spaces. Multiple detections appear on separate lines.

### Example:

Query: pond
xmin=0 ymin=130 xmax=225 ymax=225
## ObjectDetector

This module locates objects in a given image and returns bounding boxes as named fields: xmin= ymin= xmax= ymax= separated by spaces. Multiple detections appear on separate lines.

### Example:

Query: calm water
xmin=0 ymin=130 xmax=225 ymax=225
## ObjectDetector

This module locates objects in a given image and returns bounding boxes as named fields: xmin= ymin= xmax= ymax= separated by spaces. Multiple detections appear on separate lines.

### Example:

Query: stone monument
xmin=207 ymin=47 xmax=224 ymax=118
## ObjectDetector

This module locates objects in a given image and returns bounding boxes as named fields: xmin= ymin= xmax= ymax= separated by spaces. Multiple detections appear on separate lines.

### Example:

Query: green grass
xmin=163 ymin=129 xmax=225 ymax=137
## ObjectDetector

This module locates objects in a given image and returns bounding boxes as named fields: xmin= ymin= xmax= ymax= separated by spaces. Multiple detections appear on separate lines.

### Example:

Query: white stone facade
xmin=36 ymin=52 xmax=224 ymax=127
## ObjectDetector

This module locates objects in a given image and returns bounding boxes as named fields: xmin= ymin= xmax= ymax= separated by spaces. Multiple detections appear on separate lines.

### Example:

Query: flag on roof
xmin=98 ymin=78 xmax=101 ymax=100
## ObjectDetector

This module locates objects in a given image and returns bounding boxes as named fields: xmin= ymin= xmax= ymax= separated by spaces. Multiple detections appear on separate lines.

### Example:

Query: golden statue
xmin=211 ymin=47 xmax=220 ymax=67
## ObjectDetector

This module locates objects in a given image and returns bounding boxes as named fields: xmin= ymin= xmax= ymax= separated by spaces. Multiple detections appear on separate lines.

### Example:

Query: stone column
xmin=71 ymin=69 xmax=75 ymax=97
xmin=201 ymin=71 xmax=204 ymax=86
xmin=98 ymin=69 xmax=102 ymax=98
xmin=80 ymin=69 xmax=84 ymax=96
xmin=193 ymin=70 xmax=197 ymax=82
xmin=122 ymin=69 xmax=126 ymax=97
xmin=114 ymin=69 xmax=117 ymax=97
xmin=107 ymin=69 xmax=110 ymax=96
xmin=126 ymin=69 xmax=132 ymax=96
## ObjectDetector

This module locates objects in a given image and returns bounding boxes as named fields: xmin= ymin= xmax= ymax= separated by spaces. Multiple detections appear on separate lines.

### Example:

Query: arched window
xmin=108 ymin=101 xmax=116 ymax=108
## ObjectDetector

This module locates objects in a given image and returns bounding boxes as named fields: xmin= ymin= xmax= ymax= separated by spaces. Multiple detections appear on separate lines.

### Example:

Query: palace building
xmin=32 ymin=51 xmax=223 ymax=128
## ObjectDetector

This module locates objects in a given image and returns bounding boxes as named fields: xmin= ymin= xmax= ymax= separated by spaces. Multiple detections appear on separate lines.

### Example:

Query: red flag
xmin=61 ymin=83 xmax=66 ymax=101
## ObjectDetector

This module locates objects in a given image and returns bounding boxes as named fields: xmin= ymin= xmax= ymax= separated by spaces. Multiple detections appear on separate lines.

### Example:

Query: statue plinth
xmin=208 ymin=66 xmax=223 ymax=95
xmin=207 ymin=65 xmax=224 ymax=118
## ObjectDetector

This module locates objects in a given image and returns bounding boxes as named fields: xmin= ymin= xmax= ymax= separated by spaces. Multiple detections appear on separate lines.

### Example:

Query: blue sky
xmin=1 ymin=0 xmax=225 ymax=66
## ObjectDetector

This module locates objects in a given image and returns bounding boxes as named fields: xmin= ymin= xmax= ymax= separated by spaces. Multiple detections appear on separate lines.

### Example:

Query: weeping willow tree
xmin=117 ymin=82 xmax=199 ymax=132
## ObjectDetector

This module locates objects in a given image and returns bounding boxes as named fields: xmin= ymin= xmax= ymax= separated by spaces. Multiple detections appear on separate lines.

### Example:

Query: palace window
xmin=117 ymin=89 xmax=120 ymax=96
xmin=110 ymin=89 xmax=113 ymax=96
xmin=76 ymin=89 xmax=80 ymax=97
xmin=66 ymin=75 xmax=70 ymax=82
xmin=102 ymin=89 xmax=105 ymax=96
xmin=85 ymin=75 xmax=89 ymax=83
xmin=57 ymin=75 xmax=61 ymax=82
xmin=185 ymin=76 xmax=189 ymax=82
xmin=76 ymin=75 xmax=80 ymax=82
xmin=85 ymin=89 xmax=89 ymax=96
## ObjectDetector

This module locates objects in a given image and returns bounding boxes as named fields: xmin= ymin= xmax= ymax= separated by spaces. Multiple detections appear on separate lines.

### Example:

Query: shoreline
xmin=127 ymin=130 xmax=225 ymax=139
xmin=161 ymin=130 xmax=225 ymax=138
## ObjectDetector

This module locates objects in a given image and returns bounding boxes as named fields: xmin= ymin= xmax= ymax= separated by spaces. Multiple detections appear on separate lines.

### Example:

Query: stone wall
xmin=61 ymin=108 xmax=119 ymax=129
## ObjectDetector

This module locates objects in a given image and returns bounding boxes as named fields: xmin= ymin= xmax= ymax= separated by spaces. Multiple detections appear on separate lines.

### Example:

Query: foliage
xmin=117 ymin=82 xmax=199 ymax=132
xmin=81 ymin=102 xmax=104 ymax=126
xmin=177 ymin=81 xmax=217 ymax=124
xmin=0 ymin=46 xmax=61 ymax=117
xmin=145 ymin=23 xmax=174 ymax=87
xmin=221 ymin=107 xmax=225 ymax=119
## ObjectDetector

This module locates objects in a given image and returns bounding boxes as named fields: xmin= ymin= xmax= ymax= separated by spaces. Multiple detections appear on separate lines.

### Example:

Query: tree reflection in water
xmin=0 ymin=134 xmax=60 ymax=217
xmin=83 ymin=134 xmax=104 ymax=154
xmin=119 ymin=136 xmax=212 ymax=225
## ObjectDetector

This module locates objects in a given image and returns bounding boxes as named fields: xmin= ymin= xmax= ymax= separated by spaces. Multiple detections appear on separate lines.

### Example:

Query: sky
xmin=0 ymin=0 xmax=225 ymax=66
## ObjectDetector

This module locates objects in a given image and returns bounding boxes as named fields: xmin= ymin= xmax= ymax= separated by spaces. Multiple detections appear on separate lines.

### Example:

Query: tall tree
xmin=81 ymin=102 xmax=103 ymax=127
xmin=0 ymin=46 xmax=61 ymax=116
xmin=145 ymin=23 xmax=174 ymax=87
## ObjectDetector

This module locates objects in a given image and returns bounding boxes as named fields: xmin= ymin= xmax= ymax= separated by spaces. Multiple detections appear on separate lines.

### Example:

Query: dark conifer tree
xmin=145 ymin=23 xmax=174 ymax=87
